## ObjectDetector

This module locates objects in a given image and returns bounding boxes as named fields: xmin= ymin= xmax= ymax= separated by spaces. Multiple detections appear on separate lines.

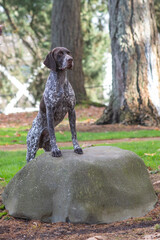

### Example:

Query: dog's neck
xmin=47 ymin=70 xmax=68 ymax=89
xmin=57 ymin=70 xmax=67 ymax=85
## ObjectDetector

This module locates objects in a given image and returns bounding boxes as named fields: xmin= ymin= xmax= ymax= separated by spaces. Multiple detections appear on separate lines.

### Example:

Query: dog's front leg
xmin=68 ymin=109 xmax=83 ymax=154
xmin=46 ymin=107 xmax=62 ymax=157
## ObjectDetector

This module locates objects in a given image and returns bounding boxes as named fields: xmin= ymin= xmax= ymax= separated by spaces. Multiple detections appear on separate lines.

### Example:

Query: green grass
xmin=0 ymin=127 xmax=160 ymax=145
xmin=106 ymin=140 xmax=160 ymax=170
xmin=0 ymin=212 xmax=7 ymax=219
xmin=0 ymin=140 xmax=160 ymax=187
xmin=77 ymin=130 xmax=160 ymax=141
xmin=0 ymin=127 xmax=28 ymax=145
xmin=0 ymin=150 xmax=43 ymax=186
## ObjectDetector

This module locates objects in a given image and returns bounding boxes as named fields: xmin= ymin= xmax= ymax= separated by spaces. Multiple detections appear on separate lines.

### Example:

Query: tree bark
xmin=51 ymin=0 xmax=87 ymax=103
xmin=97 ymin=0 xmax=160 ymax=125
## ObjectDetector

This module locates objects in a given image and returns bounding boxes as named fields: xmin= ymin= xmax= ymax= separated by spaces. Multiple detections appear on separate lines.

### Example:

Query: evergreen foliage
xmin=0 ymin=0 xmax=52 ymax=105
xmin=0 ymin=0 xmax=109 ymax=105
xmin=154 ymin=0 xmax=160 ymax=32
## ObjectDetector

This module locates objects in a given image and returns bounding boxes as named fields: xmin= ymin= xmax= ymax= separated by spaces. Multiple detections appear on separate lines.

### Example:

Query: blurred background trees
xmin=81 ymin=0 xmax=110 ymax=104
xmin=0 ymin=0 xmax=52 ymax=105
xmin=51 ymin=0 xmax=87 ymax=103
xmin=0 ymin=0 xmax=109 ymax=106
xmin=0 ymin=0 xmax=160 ymax=125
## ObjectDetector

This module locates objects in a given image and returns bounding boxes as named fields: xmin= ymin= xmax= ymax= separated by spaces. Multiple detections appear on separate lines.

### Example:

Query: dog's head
xmin=43 ymin=47 xmax=73 ymax=72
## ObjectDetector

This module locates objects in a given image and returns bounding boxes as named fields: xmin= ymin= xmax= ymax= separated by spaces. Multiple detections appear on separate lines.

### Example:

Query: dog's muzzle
xmin=59 ymin=55 xmax=73 ymax=70
xmin=67 ymin=58 xmax=73 ymax=69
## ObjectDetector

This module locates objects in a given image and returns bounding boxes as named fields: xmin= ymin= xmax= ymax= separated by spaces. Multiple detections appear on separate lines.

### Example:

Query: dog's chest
xmin=54 ymin=94 xmax=73 ymax=126
xmin=44 ymin=72 xmax=76 ymax=126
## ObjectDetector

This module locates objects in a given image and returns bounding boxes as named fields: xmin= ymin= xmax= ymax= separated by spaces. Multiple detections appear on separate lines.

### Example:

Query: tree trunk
xmin=97 ymin=0 xmax=160 ymax=126
xmin=51 ymin=0 xmax=87 ymax=103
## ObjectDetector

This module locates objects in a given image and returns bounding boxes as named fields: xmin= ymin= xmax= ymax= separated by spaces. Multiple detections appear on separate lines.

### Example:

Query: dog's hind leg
xmin=26 ymin=127 xmax=41 ymax=163
xmin=26 ymin=141 xmax=39 ymax=163
xmin=39 ymin=128 xmax=51 ymax=152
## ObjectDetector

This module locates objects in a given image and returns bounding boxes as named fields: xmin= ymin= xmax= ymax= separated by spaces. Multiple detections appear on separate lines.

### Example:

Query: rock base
xmin=2 ymin=146 xmax=157 ymax=223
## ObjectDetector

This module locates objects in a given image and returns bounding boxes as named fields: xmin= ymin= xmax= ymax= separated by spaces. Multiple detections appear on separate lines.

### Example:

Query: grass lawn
xmin=0 ymin=150 xmax=43 ymax=187
xmin=1 ymin=127 xmax=160 ymax=145
xmin=0 ymin=140 xmax=160 ymax=187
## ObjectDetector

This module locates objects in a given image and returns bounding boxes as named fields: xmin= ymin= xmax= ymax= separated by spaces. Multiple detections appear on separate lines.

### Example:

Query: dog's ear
xmin=43 ymin=50 xmax=56 ymax=71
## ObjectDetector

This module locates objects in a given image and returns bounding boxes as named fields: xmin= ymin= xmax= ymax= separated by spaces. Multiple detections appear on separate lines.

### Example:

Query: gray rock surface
xmin=2 ymin=146 xmax=157 ymax=223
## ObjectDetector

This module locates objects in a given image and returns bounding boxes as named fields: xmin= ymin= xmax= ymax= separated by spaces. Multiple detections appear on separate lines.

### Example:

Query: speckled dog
xmin=26 ymin=47 xmax=83 ymax=163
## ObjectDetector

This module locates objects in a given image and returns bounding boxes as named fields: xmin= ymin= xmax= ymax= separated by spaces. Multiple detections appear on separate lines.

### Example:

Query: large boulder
xmin=2 ymin=146 xmax=157 ymax=224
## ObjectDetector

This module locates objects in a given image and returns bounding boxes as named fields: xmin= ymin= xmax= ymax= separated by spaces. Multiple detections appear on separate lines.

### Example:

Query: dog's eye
xmin=67 ymin=51 xmax=70 ymax=55
xmin=58 ymin=51 xmax=64 ymax=56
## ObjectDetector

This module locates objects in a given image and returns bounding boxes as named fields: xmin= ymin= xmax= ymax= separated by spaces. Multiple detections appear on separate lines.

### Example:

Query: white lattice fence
xmin=0 ymin=64 xmax=44 ymax=114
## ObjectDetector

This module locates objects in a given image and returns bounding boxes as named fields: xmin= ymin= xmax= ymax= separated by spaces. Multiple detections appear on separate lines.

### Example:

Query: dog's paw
xmin=74 ymin=147 xmax=83 ymax=154
xmin=52 ymin=149 xmax=62 ymax=157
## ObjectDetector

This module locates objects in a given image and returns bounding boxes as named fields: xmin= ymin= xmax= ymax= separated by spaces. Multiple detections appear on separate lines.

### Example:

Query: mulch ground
xmin=0 ymin=107 xmax=160 ymax=239
xmin=0 ymin=106 xmax=159 ymax=132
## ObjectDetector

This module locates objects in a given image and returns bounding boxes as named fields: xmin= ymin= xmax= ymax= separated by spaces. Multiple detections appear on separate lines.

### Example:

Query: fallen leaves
xmin=0 ymin=135 xmax=10 ymax=138
xmin=14 ymin=132 xmax=21 ymax=137
xmin=144 ymin=153 xmax=156 ymax=156
xmin=87 ymin=236 xmax=108 ymax=240
xmin=0 ymin=132 xmax=21 ymax=138
xmin=153 ymin=180 xmax=160 ymax=185
xmin=77 ymin=118 xmax=95 ymax=124
xmin=81 ymin=143 xmax=94 ymax=148
xmin=59 ymin=131 xmax=64 ymax=135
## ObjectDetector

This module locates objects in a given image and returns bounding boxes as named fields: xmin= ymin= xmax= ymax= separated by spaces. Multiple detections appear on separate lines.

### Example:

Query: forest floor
xmin=0 ymin=106 xmax=160 ymax=239
xmin=0 ymin=105 xmax=158 ymax=133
